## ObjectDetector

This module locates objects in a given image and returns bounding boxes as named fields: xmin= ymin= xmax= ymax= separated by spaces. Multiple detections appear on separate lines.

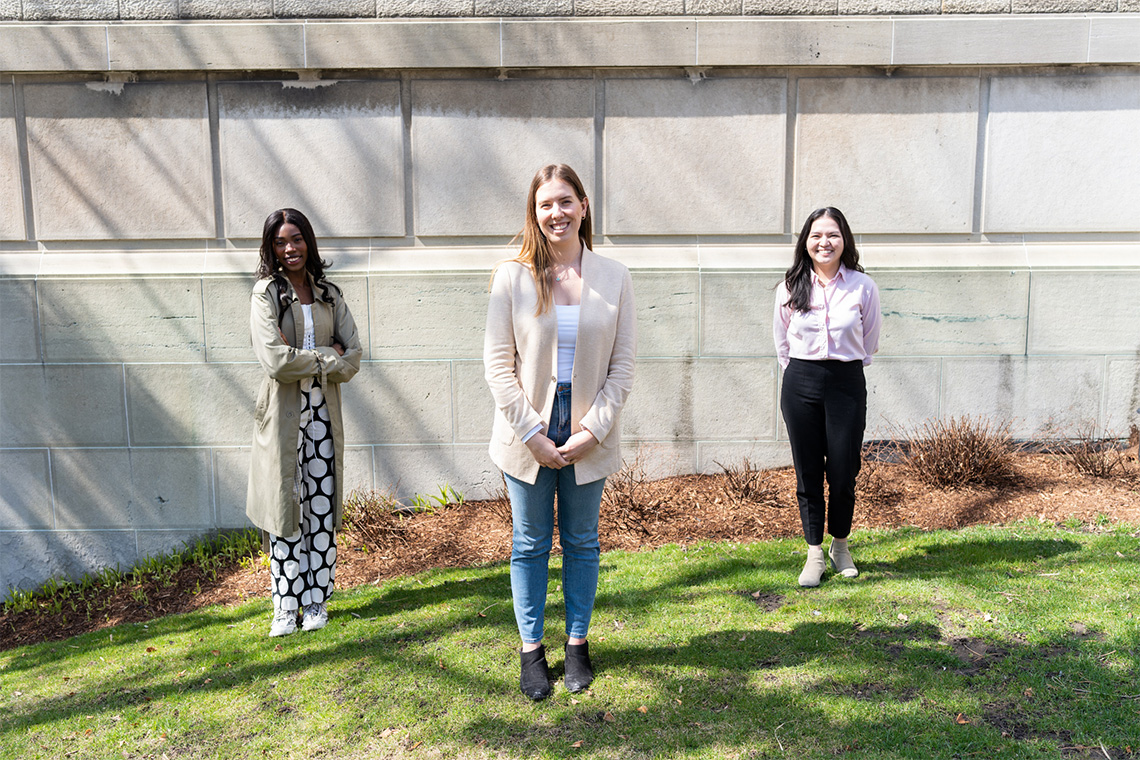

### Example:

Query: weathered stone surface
xmin=276 ymin=0 xmax=376 ymax=16
xmin=700 ymin=272 xmax=782 ymax=357
xmin=623 ymin=358 xmax=778 ymax=440
xmin=24 ymin=83 xmax=214 ymax=240
xmin=631 ymin=272 xmax=699 ymax=357
xmin=452 ymin=359 xmax=494 ymax=444
xmin=451 ymin=443 xmax=507 ymax=499
xmin=1012 ymin=0 xmax=1113 ymax=9
xmin=941 ymin=357 xmax=1103 ymax=438
xmin=202 ymin=276 xmax=257 ymax=363
xmin=696 ymin=441 xmax=792 ymax=473
xmin=341 ymin=361 xmax=453 ymax=444
xmin=0 ymin=365 xmax=126 ymax=446
xmin=796 ymin=77 xmax=979 ymax=233
xmin=179 ymin=0 xmax=273 ymax=17
xmin=875 ymin=270 xmax=1029 ymax=356
xmin=120 ymin=0 xmax=179 ymax=19
xmin=687 ymin=0 xmax=742 ymax=12
xmin=0 ymin=0 xmax=19 ymax=19
xmin=22 ymin=0 xmax=117 ymax=19
xmin=986 ymin=75 xmax=1140 ymax=233
xmin=1105 ymin=359 xmax=1140 ymax=437
xmin=411 ymin=79 xmax=594 ymax=237
xmin=698 ymin=19 xmax=890 ymax=65
xmin=109 ymin=22 xmax=305 ymax=70
xmin=213 ymin=447 xmax=254 ymax=529
xmin=605 ymin=78 xmax=786 ymax=235
xmin=864 ymin=359 xmax=941 ymax=438
xmin=369 ymin=274 xmax=486 ymax=359
xmin=839 ymin=0 xmax=939 ymax=12
xmin=0 ymin=530 xmax=137 ymax=595
xmin=503 ymin=19 xmax=696 ymax=67
xmin=1028 ymin=272 xmax=1140 ymax=354
xmin=38 ymin=278 xmax=204 ymax=362
xmin=373 ymin=444 xmax=457 ymax=498
xmin=0 ymin=450 xmax=53 ymax=530
xmin=942 ymin=0 xmax=1009 ymax=11
xmin=307 ymin=20 xmax=499 ymax=67
xmin=892 ymin=17 xmax=1090 ymax=65
xmin=476 ymin=0 xmax=572 ymax=14
xmin=378 ymin=0 xmax=474 ymax=16
xmin=0 ymin=279 xmax=40 ymax=361
xmin=577 ymin=0 xmax=685 ymax=13
xmin=126 ymin=363 xmax=261 ymax=446
xmin=1089 ymin=17 xmax=1140 ymax=62
xmin=0 ymin=24 xmax=108 ymax=72
xmin=0 ymin=85 xmax=24 ymax=241
xmin=219 ymin=81 xmax=403 ymax=239
xmin=53 ymin=448 xmax=213 ymax=529
xmin=1121 ymin=0 xmax=1140 ymax=11
xmin=743 ymin=0 xmax=836 ymax=12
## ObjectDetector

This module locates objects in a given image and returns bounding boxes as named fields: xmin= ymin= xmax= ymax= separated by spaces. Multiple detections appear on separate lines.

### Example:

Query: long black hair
xmin=256 ymin=208 xmax=330 ymax=283
xmin=783 ymin=207 xmax=862 ymax=313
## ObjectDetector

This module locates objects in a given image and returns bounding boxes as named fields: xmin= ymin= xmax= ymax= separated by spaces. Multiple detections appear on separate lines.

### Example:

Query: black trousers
xmin=780 ymin=358 xmax=867 ymax=545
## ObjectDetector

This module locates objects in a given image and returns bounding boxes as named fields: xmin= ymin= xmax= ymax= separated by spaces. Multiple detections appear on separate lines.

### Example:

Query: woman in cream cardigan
xmin=484 ymin=164 xmax=636 ymax=700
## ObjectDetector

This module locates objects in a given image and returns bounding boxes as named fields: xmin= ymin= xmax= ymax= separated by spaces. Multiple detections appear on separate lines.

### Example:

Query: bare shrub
xmin=602 ymin=453 xmax=666 ymax=536
xmin=341 ymin=488 xmax=413 ymax=551
xmin=483 ymin=473 xmax=514 ymax=527
xmin=900 ymin=416 xmax=1018 ymax=489
xmin=715 ymin=458 xmax=781 ymax=507
xmin=1056 ymin=427 xmax=1129 ymax=479
xmin=857 ymin=443 xmax=904 ymax=504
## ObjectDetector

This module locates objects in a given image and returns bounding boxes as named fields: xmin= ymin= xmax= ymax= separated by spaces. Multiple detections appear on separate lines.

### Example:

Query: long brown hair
xmin=514 ymin=164 xmax=593 ymax=316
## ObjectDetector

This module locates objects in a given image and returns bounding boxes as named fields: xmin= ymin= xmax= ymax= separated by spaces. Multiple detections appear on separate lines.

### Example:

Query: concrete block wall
xmin=1 ymin=13 xmax=1139 ymax=596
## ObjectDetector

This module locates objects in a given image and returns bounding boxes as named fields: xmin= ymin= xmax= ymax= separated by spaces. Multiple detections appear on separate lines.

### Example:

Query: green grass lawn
xmin=3 ymin=521 xmax=1139 ymax=759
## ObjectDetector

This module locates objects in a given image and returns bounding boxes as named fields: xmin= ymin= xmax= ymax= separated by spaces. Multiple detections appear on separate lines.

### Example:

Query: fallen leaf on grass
xmin=956 ymin=713 xmax=970 ymax=725
xmin=983 ymin=613 xmax=993 ymax=623
xmin=274 ymin=644 xmax=282 ymax=652
xmin=146 ymin=647 xmax=156 ymax=653
xmin=898 ymin=614 xmax=909 ymax=622
xmin=211 ymin=650 xmax=220 ymax=656
xmin=571 ymin=740 xmax=583 ymax=748
xmin=603 ymin=711 xmax=615 ymax=722
xmin=637 ymin=706 xmax=648 ymax=714
xmin=570 ymin=698 xmax=580 ymax=705
xmin=380 ymin=727 xmax=396 ymax=739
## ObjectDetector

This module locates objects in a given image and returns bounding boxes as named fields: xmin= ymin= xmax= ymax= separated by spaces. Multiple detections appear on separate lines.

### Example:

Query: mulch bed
xmin=3 ymin=453 xmax=1137 ymax=652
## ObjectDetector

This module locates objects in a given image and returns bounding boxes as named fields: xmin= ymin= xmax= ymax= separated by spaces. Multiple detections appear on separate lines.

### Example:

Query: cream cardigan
xmin=484 ymin=248 xmax=637 ymax=486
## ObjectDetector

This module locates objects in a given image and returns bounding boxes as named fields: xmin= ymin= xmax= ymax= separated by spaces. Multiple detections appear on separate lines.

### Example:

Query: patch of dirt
xmin=2 ymin=453 xmax=1138 ymax=651
xmin=945 ymin=636 xmax=1010 ymax=675
xmin=745 ymin=591 xmax=785 ymax=612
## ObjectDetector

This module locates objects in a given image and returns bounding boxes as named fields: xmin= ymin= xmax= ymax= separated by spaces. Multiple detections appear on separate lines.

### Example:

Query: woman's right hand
xmin=525 ymin=434 xmax=570 ymax=469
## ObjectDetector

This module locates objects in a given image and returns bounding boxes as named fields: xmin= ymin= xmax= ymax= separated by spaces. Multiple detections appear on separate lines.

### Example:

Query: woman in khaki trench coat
xmin=247 ymin=208 xmax=362 ymax=637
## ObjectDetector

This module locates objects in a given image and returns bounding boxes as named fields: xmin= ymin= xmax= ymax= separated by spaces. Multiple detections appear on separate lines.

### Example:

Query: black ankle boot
xmin=564 ymin=642 xmax=594 ymax=693
xmin=519 ymin=645 xmax=551 ymax=701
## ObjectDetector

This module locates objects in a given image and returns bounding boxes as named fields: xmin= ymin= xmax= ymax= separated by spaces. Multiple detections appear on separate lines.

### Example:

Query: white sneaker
xmin=829 ymin=539 xmax=859 ymax=578
xmin=799 ymin=546 xmax=827 ymax=588
xmin=302 ymin=602 xmax=328 ymax=632
xmin=269 ymin=608 xmax=297 ymax=637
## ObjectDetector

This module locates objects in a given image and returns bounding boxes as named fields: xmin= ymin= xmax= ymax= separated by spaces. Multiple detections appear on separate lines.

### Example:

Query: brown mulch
xmin=3 ymin=453 xmax=1138 ymax=652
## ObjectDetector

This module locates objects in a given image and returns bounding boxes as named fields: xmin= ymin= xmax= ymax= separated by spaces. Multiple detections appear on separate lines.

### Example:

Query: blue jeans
xmin=505 ymin=383 xmax=606 ymax=644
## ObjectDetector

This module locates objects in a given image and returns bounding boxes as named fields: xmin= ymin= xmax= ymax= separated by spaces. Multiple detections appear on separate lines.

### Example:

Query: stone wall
xmin=1 ymin=0 xmax=1137 ymax=17
xmin=1 ymin=14 xmax=1139 ymax=596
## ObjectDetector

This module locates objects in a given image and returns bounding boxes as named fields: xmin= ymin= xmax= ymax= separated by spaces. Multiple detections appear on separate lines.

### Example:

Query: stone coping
xmin=0 ymin=15 xmax=1137 ymax=72
xmin=0 ymin=242 xmax=1136 ymax=275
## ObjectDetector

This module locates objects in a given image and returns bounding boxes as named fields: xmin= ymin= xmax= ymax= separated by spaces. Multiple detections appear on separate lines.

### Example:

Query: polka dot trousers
xmin=269 ymin=380 xmax=337 ymax=615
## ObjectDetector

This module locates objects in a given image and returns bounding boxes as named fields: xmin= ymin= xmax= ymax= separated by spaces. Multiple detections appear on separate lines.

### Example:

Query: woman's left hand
xmin=557 ymin=429 xmax=599 ymax=465
xmin=332 ymin=342 xmax=345 ymax=356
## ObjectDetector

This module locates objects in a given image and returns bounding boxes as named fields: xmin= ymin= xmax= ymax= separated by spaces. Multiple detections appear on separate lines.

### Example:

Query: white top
xmin=300 ymin=303 xmax=316 ymax=350
xmin=554 ymin=304 xmax=579 ymax=383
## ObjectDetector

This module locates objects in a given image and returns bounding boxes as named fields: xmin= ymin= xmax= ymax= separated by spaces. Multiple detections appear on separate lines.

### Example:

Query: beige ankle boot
xmin=798 ymin=545 xmax=826 ymax=587
xmin=829 ymin=538 xmax=859 ymax=578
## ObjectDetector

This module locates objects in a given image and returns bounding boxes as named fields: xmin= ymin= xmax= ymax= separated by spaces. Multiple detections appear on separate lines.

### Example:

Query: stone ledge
xmin=1 ymin=15 xmax=1138 ymax=72
xmin=2 ymin=242 xmax=1137 ymax=276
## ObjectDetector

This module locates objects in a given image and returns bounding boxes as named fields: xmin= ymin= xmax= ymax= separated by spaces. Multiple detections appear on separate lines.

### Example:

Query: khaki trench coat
xmin=246 ymin=273 xmax=362 ymax=538
xmin=483 ymin=248 xmax=637 ymax=486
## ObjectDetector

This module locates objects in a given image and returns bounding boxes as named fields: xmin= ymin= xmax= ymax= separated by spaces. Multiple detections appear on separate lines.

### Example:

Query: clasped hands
xmin=524 ymin=429 xmax=598 ymax=469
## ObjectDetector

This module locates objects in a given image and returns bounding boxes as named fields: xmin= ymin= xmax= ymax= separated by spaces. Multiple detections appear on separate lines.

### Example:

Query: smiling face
xmin=534 ymin=178 xmax=588 ymax=252
xmin=806 ymin=214 xmax=844 ymax=279
xmin=273 ymin=222 xmax=308 ymax=277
